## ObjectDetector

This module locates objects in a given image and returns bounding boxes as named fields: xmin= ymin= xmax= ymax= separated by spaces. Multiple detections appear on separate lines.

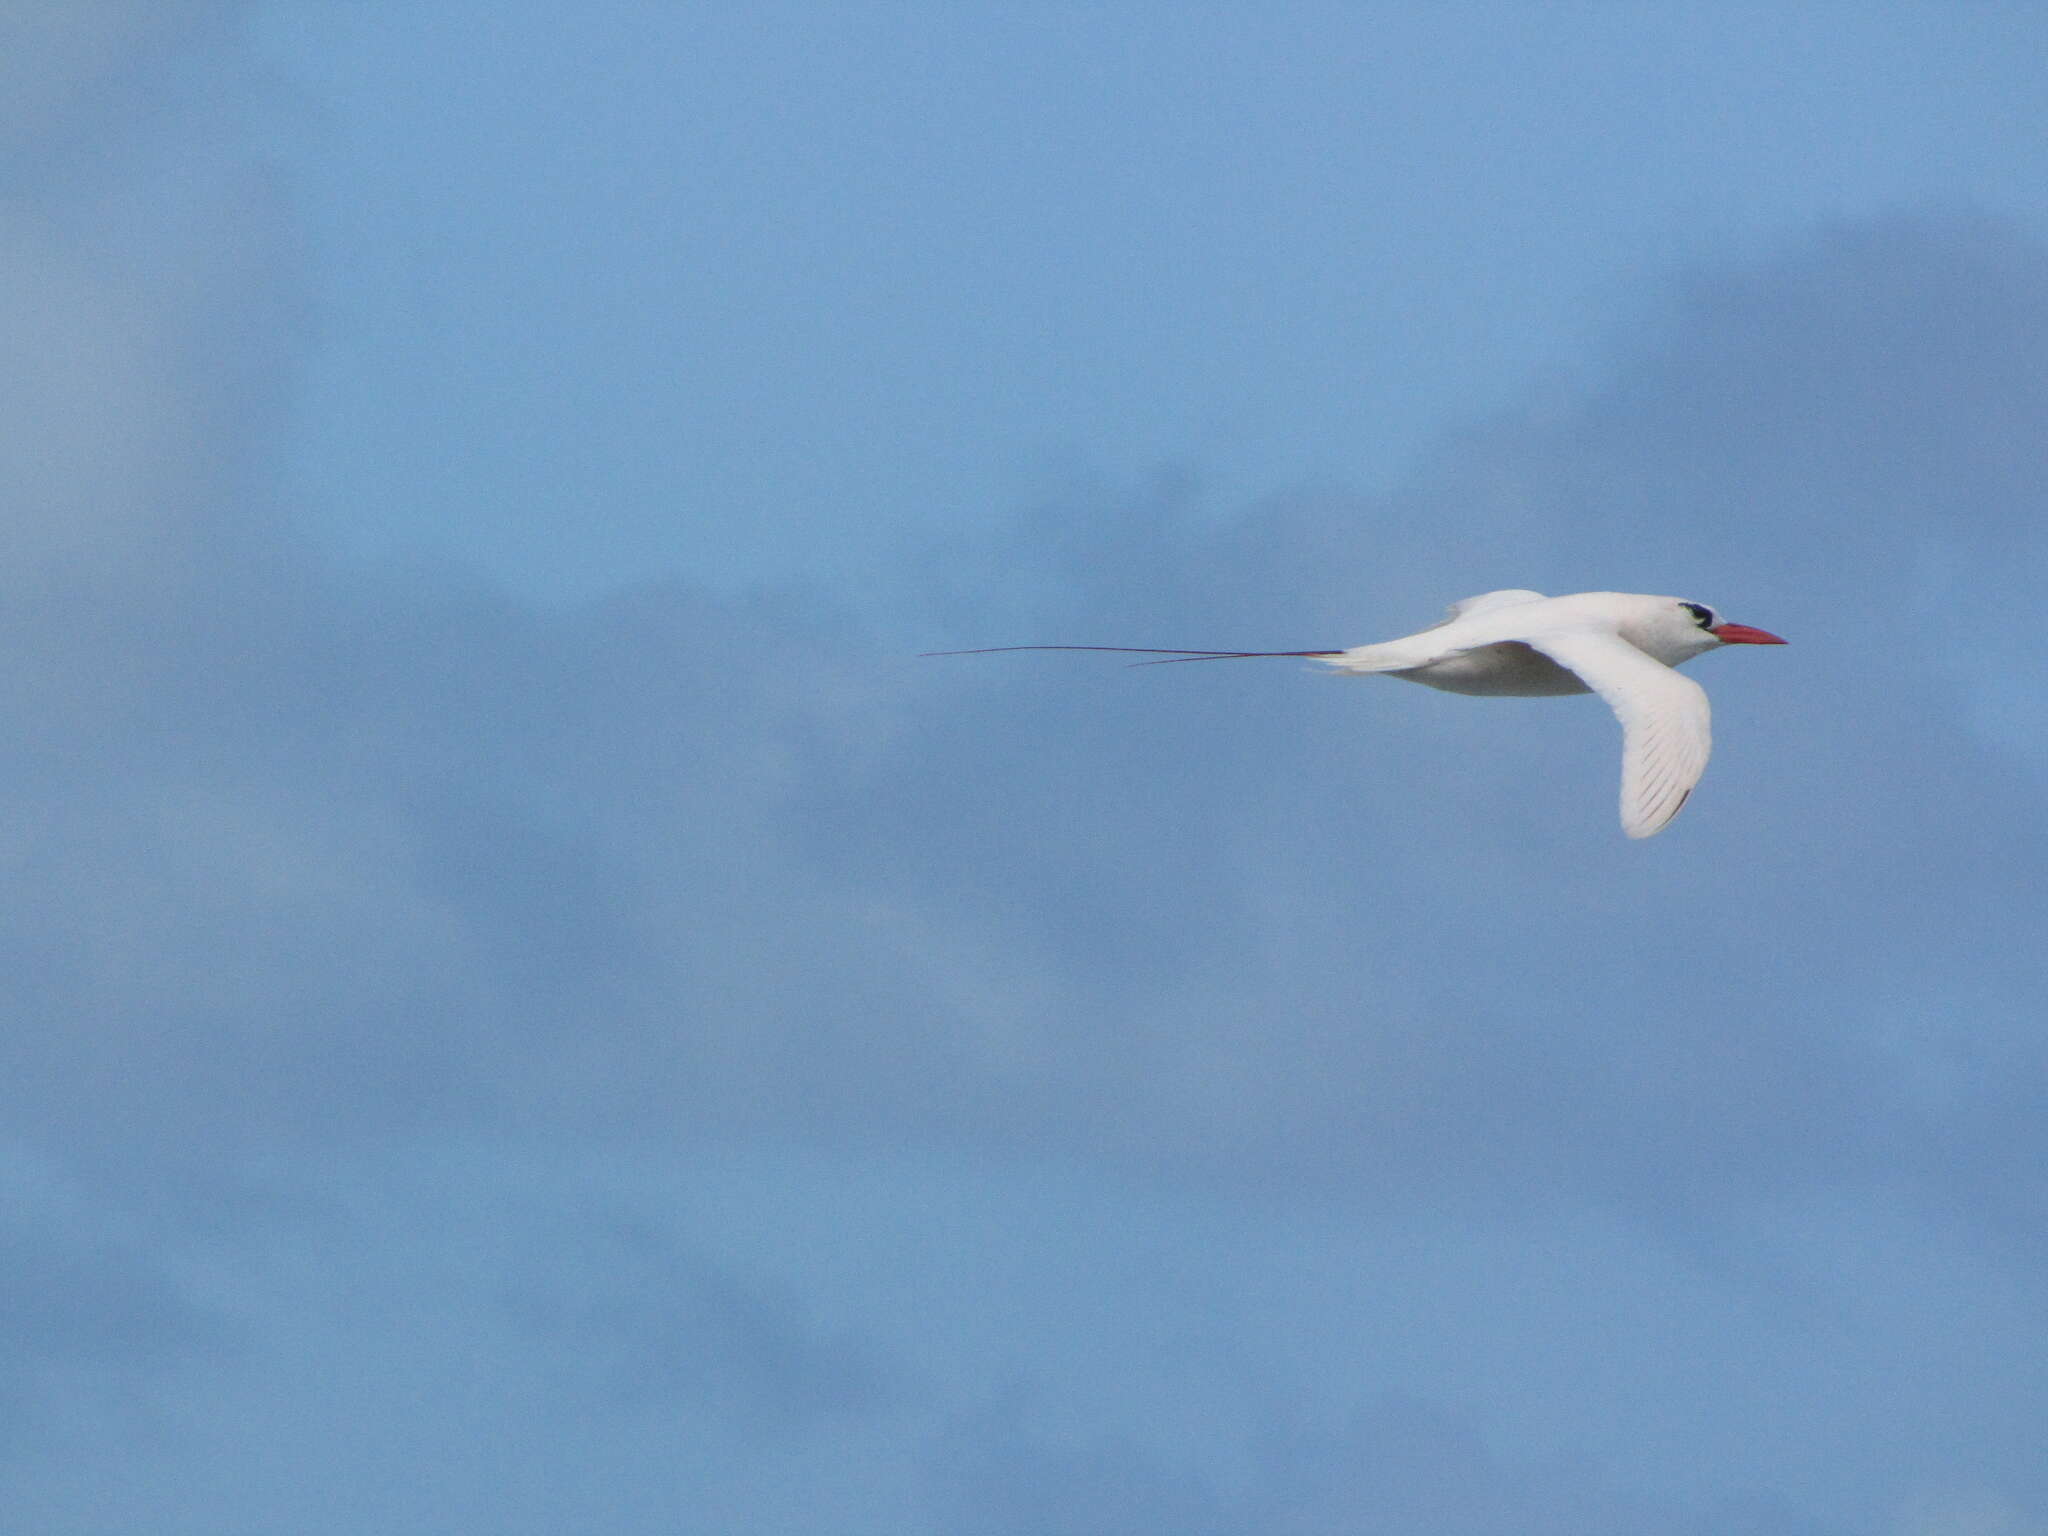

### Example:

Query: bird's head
xmin=1624 ymin=598 xmax=1787 ymax=666
xmin=1679 ymin=600 xmax=1787 ymax=650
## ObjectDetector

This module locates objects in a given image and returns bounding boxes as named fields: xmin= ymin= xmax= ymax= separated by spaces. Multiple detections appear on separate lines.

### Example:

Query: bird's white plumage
xmin=928 ymin=588 xmax=1785 ymax=838
xmin=1310 ymin=590 xmax=1780 ymax=837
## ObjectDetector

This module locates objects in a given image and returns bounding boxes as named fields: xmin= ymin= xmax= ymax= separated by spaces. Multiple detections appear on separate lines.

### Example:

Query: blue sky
xmin=6 ymin=5 xmax=2048 ymax=1533
xmin=258 ymin=1 xmax=2048 ymax=602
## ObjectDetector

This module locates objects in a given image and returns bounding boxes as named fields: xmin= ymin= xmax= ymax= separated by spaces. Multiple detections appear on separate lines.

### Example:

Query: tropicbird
xmin=927 ymin=589 xmax=1787 ymax=839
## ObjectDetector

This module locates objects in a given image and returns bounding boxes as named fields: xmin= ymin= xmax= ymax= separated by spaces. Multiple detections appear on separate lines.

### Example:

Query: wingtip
xmin=1621 ymin=786 xmax=1691 ymax=839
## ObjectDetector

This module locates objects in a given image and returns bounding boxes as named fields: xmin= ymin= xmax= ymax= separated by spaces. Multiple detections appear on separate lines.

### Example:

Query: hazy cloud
xmin=3 ymin=6 xmax=2045 ymax=1532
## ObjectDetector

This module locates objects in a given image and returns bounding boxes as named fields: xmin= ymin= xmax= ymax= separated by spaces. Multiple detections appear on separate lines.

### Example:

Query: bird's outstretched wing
xmin=1524 ymin=629 xmax=1712 ymax=839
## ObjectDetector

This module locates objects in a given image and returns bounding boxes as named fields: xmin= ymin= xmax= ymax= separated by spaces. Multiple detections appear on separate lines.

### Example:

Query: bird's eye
xmin=1681 ymin=602 xmax=1714 ymax=628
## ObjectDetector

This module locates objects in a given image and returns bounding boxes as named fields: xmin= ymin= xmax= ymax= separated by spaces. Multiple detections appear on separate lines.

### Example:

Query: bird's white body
xmin=927 ymin=588 xmax=1787 ymax=839
xmin=1313 ymin=590 xmax=1783 ymax=837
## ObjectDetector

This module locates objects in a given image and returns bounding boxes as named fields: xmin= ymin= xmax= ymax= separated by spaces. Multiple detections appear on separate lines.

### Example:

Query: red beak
xmin=1709 ymin=622 xmax=1787 ymax=645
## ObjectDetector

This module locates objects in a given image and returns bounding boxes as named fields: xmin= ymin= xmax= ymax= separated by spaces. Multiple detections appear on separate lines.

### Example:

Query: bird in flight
xmin=926 ymin=589 xmax=1787 ymax=839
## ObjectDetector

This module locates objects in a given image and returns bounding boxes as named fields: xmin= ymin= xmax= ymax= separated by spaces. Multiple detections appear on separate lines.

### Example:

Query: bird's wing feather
xmin=1523 ymin=629 xmax=1712 ymax=839
xmin=1438 ymin=589 xmax=1548 ymax=625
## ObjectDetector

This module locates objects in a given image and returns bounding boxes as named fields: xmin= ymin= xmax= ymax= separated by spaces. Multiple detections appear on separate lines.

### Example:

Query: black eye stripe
xmin=1681 ymin=602 xmax=1714 ymax=628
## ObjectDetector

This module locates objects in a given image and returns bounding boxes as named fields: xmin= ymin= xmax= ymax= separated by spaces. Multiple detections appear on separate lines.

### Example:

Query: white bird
xmin=926 ymin=590 xmax=1787 ymax=839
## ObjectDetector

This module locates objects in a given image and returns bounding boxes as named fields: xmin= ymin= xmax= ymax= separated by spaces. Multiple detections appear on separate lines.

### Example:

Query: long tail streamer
xmin=920 ymin=645 xmax=1342 ymax=668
